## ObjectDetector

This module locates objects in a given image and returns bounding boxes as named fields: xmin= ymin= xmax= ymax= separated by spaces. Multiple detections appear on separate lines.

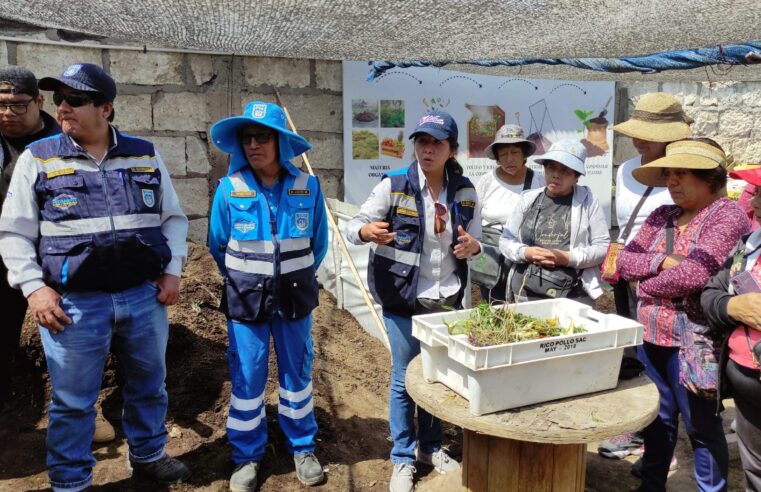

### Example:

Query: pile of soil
xmin=0 ymin=245 xmax=744 ymax=490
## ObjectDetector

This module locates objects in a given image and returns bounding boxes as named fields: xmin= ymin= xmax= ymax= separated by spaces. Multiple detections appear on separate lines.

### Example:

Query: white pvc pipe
xmin=0 ymin=35 xmax=235 ymax=56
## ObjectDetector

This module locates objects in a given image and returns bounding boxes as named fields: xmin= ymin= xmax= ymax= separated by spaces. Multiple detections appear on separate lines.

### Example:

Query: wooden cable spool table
xmin=406 ymin=355 xmax=659 ymax=492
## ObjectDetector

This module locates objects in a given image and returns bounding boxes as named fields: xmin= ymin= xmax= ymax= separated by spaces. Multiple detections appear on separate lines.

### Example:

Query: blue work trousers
xmin=637 ymin=342 xmax=728 ymax=492
xmin=39 ymin=282 xmax=169 ymax=492
xmin=226 ymin=314 xmax=317 ymax=463
xmin=383 ymin=311 xmax=442 ymax=465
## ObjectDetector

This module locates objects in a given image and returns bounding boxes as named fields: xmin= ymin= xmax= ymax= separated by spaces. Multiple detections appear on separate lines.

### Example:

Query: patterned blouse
xmin=617 ymin=197 xmax=750 ymax=347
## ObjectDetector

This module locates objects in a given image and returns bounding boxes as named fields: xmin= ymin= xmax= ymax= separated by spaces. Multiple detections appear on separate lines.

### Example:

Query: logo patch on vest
xmin=131 ymin=166 xmax=156 ymax=173
xmin=288 ymin=189 xmax=311 ymax=196
xmin=395 ymin=231 xmax=413 ymax=244
xmin=46 ymin=168 xmax=75 ymax=178
xmin=52 ymin=194 xmax=77 ymax=209
xmin=295 ymin=212 xmax=309 ymax=231
xmin=142 ymin=189 xmax=155 ymax=207
xmin=459 ymin=200 xmax=476 ymax=208
xmin=234 ymin=220 xmax=256 ymax=233
xmin=230 ymin=190 xmax=257 ymax=198
xmin=396 ymin=207 xmax=419 ymax=217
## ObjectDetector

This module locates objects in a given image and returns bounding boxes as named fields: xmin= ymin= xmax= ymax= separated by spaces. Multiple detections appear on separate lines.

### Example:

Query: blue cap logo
xmin=63 ymin=64 xmax=82 ymax=77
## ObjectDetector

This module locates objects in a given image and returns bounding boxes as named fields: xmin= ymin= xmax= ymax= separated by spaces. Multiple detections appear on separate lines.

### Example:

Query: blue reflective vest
xmin=29 ymin=132 xmax=171 ymax=293
xmin=368 ymin=164 xmax=477 ymax=316
xmin=219 ymin=169 xmax=320 ymax=322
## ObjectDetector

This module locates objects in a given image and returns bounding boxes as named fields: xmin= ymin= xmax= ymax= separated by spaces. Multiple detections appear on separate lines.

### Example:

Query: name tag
xmin=459 ymin=200 xmax=476 ymax=208
xmin=288 ymin=189 xmax=311 ymax=196
xmin=397 ymin=207 xmax=419 ymax=217
xmin=131 ymin=166 xmax=156 ymax=173
xmin=46 ymin=168 xmax=75 ymax=178
xmin=230 ymin=190 xmax=257 ymax=198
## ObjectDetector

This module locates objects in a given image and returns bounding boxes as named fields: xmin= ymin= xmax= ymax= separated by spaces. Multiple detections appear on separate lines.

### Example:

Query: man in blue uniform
xmin=208 ymin=101 xmax=328 ymax=491
xmin=0 ymin=63 xmax=190 ymax=491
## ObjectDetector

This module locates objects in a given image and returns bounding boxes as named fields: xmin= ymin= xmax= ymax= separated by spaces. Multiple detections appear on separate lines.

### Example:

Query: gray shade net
xmin=3 ymin=0 xmax=761 ymax=80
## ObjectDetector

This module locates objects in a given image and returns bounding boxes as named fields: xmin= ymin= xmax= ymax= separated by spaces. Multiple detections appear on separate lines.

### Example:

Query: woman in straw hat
xmin=597 ymin=92 xmax=693 ymax=462
xmin=474 ymin=124 xmax=545 ymax=302
xmin=703 ymin=163 xmax=761 ymax=491
xmin=617 ymin=138 xmax=750 ymax=491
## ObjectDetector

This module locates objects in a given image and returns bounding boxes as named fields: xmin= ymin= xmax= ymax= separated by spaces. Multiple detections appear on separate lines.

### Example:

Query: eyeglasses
xmin=434 ymin=202 xmax=448 ymax=235
xmin=0 ymin=98 xmax=34 ymax=115
xmin=240 ymin=131 xmax=275 ymax=145
xmin=53 ymin=92 xmax=95 ymax=108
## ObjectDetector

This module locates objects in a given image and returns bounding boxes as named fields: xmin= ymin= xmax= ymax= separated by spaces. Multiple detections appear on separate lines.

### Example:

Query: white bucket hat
xmin=534 ymin=139 xmax=587 ymax=175
xmin=484 ymin=124 xmax=536 ymax=160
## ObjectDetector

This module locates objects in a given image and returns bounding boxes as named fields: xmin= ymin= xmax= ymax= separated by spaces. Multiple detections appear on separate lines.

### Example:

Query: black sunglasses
xmin=53 ymin=92 xmax=95 ymax=108
xmin=240 ymin=131 xmax=275 ymax=145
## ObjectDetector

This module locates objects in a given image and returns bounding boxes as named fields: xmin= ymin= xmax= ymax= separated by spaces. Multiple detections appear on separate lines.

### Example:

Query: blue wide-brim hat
xmin=210 ymin=101 xmax=311 ymax=161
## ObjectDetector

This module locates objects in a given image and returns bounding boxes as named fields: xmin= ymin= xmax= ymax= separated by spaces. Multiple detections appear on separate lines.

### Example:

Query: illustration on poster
xmin=342 ymin=61 xmax=615 ymax=224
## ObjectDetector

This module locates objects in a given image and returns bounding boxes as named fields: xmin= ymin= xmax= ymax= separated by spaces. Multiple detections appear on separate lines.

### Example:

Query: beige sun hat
xmin=632 ymin=139 xmax=727 ymax=187
xmin=484 ymin=124 xmax=536 ymax=160
xmin=613 ymin=92 xmax=692 ymax=142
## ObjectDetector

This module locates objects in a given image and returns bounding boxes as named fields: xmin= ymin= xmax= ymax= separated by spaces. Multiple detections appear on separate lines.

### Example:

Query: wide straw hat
xmin=612 ymin=92 xmax=692 ymax=143
xmin=484 ymin=124 xmax=536 ymax=160
xmin=632 ymin=139 xmax=726 ymax=187
xmin=729 ymin=162 xmax=761 ymax=187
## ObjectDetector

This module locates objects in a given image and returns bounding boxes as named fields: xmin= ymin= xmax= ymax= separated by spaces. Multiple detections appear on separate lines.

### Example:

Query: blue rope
xmin=366 ymin=43 xmax=761 ymax=80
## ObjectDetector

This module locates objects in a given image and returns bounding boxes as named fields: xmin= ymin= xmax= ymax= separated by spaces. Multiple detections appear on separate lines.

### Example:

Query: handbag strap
xmin=619 ymin=186 xmax=654 ymax=242
xmin=523 ymin=167 xmax=534 ymax=191
xmin=665 ymin=215 xmax=674 ymax=254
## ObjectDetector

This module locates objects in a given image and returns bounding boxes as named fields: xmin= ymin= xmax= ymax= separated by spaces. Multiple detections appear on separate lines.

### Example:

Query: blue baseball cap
xmin=211 ymin=101 xmax=311 ymax=159
xmin=39 ymin=63 xmax=117 ymax=101
xmin=534 ymin=139 xmax=587 ymax=176
xmin=409 ymin=111 xmax=458 ymax=141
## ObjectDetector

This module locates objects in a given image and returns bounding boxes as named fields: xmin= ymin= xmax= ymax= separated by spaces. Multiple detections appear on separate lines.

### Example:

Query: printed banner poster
xmin=342 ymin=61 xmax=616 ymax=224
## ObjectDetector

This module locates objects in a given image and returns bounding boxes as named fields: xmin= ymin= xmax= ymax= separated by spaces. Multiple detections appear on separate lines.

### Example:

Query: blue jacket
xmin=209 ymin=150 xmax=328 ymax=322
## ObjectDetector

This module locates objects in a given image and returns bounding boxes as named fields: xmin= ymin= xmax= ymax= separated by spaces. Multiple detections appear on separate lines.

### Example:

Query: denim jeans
xmin=226 ymin=314 xmax=318 ymax=463
xmin=383 ymin=311 xmax=442 ymax=464
xmin=39 ymin=282 xmax=169 ymax=491
xmin=637 ymin=342 xmax=728 ymax=492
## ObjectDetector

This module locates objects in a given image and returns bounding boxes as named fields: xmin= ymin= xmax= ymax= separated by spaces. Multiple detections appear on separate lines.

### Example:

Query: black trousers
xmin=0 ymin=260 xmax=28 ymax=409
xmin=726 ymin=359 xmax=761 ymax=491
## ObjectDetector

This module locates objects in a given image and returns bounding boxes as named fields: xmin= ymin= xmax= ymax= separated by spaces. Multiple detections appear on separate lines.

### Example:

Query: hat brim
xmin=729 ymin=165 xmax=761 ymax=187
xmin=38 ymin=76 xmax=103 ymax=96
xmin=409 ymin=128 xmax=450 ymax=141
xmin=612 ymin=119 xmax=691 ymax=143
xmin=210 ymin=115 xmax=311 ymax=156
xmin=632 ymin=154 xmax=720 ymax=187
xmin=484 ymin=138 xmax=537 ymax=160
xmin=534 ymin=150 xmax=585 ymax=176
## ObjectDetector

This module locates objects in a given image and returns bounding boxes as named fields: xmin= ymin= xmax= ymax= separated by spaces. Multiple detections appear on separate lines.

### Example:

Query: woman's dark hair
xmin=445 ymin=137 xmax=463 ymax=175
xmin=678 ymin=137 xmax=728 ymax=193
xmin=492 ymin=142 xmax=529 ymax=165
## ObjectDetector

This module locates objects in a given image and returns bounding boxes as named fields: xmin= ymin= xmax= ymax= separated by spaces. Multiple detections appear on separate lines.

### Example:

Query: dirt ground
xmin=0 ymin=244 xmax=747 ymax=491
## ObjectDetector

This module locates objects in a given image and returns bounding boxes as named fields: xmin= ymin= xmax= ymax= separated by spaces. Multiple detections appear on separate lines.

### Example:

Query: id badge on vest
xmin=228 ymin=190 xmax=263 ymax=241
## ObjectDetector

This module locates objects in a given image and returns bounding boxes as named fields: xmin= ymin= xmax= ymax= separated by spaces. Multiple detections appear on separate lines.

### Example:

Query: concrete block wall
xmin=1 ymin=38 xmax=344 ymax=245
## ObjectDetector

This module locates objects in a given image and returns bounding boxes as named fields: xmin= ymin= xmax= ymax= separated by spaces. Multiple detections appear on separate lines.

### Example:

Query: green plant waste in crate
xmin=444 ymin=301 xmax=587 ymax=347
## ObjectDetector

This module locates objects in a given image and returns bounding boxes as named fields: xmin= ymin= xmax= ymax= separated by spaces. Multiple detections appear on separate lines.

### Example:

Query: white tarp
xmin=342 ymin=61 xmax=615 ymax=223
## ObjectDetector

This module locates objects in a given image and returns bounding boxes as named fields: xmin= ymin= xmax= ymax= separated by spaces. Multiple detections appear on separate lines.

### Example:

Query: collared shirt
xmin=346 ymin=163 xmax=482 ymax=300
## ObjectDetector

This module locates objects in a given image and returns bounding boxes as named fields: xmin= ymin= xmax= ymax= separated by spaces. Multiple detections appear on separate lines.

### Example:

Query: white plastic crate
xmin=411 ymin=298 xmax=644 ymax=415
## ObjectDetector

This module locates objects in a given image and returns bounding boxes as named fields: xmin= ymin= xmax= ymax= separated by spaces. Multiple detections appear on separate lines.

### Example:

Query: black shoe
xmin=131 ymin=455 xmax=191 ymax=484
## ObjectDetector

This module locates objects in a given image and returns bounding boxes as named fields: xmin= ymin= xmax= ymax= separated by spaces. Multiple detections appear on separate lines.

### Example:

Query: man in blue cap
xmin=0 ymin=65 xmax=60 ymax=414
xmin=208 ymin=101 xmax=328 ymax=491
xmin=0 ymin=62 xmax=190 ymax=490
